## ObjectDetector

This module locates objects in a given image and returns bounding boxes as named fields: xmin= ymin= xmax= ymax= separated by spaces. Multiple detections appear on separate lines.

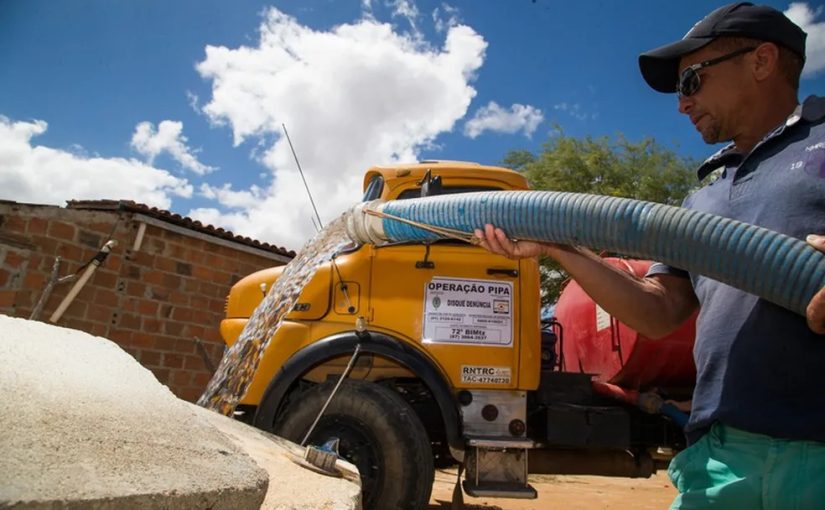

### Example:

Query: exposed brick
xmin=162 ymin=353 xmax=184 ymax=369
xmin=57 ymin=244 xmax=84 ymax=263
xmin=62 ymin=299 xmax=88 ymax=318
xmin=22 ymin=271 xmax=45 ymax=289
xmin=94 ymin=288 xmax=119 ymax=304
xmin=187 ymin=250 xmax=205 ymax=265
xmin=119 ymin=298 xmax=136 ymax=313
xmin=89 ymin=323 xmax=108 ymax=337
xmin=150 ymin=287 xmax=170 ymax=301
xmin=78 ymin=230 xmax=103 ymax=249
xmin=175 ymin=262 xmax=192 ymax=276
xmin=204 ymin=253 xmax=222 ymax=269
xmin=154 ymin=257 xmax=177 ymax=273
xmin=160 ymin=304 xmax=173 ymax=319
xmin=209 ymin=299 xmax=225 ymax=314
xmin=184 ymin=355 xmax=205 ymax=370
xmin=93 ymin=270 xmax=118 ymax=289
xmin=0 ymin=290 xmax=16 ymax=308
xmin=86 ymin=305 xmax=115 ymax=324
xmin=0 ymin=269 xmax=11 ymax=287
xmin=142 ymin=318 xmax=161 ymax=333
xmin=125 ymin=264 xmax=142 ymax=279
xmin=189 ymin=295 xmax=209 ymax=311
xmin=186 ymin=324 xmax=206 ymax=339
xmin=164 ymin=321 xmax=185 ymax=336
xmin=137 ymin=300 xmax=159 ymax=316
xmin=168 ymin=291 xmax=189 ymax=306
xmin=130 ymin=251 xmax=155 ymax=267
xmin=28 ymin=217 xmax=48 ymax=235
xmin=143 ymin=271 xmax=164 ymax=286
xmin=2 ymin=215 xmax=27 ymax=233
xmin=139 ymin=349 xmax=162 ymax=366
xmin=177 ymin=387 xmax=202 ymax=403
xmin=126 ymin=281 xmax=146 ymax=297
xmin=48 ymin=221 xmax=76 ymax=241
xmin=87 ymin=221 xmax=116 ymax=235
xmin=192 ymin=372 xmax=213 ymax=387
xmin=181 ymin=278 xmax=200 ymax=293
xmin=107 ymin=329 xmax=131 ymax=345
xmin=3 ymin=250 xmax=26 ymax=269
xmin=151 ymin=367 xmax=170 ymax=384
xmin=165 ymin=242 xmax=188 ymax=260
xmin=119 ymin=313 xmax=141 ymax=330
xmin=171 ymin=370 xmax=192 ymax=386
xmin=174 ymin=338 xmax=196 ymax=354
xmin=172 ymin=307 xmax=193 ymax=322
xmin=147 ymin=237 xmax=166 ymax=254
xmin=130 ymin=333 xmax=155 ymax=349
xmin=105 ymin=254 xmax=122 ymax=272
xmin=163 ymin=273 xmax=181 ymax=289
xmin=191 ymin=309 xmax=214 ymax=326
xmin=153 ymin=336 xmax=176 ymax=351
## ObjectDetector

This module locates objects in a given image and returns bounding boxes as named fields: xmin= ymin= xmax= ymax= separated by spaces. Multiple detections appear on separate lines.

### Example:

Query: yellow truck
xmin=220 ymin=161 xmax=693 ymax=510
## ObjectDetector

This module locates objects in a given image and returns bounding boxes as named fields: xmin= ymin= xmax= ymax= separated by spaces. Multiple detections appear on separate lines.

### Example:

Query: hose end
xmin=345 ymin=200 xmax=389 ymax=246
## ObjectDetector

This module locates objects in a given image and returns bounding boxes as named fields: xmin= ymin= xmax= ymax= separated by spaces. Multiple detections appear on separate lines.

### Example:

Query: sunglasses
xmin=677 ymin=47 xmax=756 ymax=97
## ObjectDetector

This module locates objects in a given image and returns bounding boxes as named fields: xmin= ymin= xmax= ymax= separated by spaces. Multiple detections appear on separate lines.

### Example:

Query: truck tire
xmin=273 ymin=379 xmax=434 ymax=510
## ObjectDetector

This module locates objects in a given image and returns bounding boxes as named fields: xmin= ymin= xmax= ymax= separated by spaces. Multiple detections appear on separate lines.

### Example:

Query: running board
xmin=462 ymin=481 xmax=537 ymax=499
xmin=463 ymin=438 xmax=537 ymax=500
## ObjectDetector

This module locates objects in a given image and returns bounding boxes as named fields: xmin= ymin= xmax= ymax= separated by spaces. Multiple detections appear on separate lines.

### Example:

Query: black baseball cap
xmin=639 ymin=2 xmax=807 ymax=93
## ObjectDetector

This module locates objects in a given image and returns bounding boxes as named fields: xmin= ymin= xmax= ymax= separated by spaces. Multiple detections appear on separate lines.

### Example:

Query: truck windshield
xmin=362 ymin=175 xmax=384 ymax=201
xmin=396 ymin=185 xmax=501 ymax=200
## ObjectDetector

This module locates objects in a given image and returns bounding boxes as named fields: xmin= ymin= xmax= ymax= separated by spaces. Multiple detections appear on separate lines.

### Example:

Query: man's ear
xmin=751 ymin=42 xmax=780 ymax=82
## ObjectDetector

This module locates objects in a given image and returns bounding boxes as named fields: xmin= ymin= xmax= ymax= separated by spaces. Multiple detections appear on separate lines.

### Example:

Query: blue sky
xmin=2 ymin=0 xmax=824 ymax=250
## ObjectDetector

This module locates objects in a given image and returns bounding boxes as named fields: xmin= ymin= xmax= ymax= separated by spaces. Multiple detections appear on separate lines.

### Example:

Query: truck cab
xmin=220 ymin=161 xmax=693 ymax=509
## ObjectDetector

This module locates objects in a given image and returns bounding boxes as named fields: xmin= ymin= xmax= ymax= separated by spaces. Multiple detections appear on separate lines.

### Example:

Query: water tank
xmin=554 ymin=258 xmax=696 ymax=391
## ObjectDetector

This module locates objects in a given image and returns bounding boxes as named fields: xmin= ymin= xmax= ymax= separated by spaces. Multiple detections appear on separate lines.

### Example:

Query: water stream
xmin=197 ymin=213 xmax=353 ymax=416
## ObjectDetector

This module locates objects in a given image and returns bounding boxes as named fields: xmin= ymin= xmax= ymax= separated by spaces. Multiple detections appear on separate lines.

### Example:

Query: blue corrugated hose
xmin=369 ymin=191 xmax=825 ymax=317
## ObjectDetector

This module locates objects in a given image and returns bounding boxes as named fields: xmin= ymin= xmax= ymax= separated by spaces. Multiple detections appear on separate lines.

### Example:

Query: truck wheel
xmin=274 ymin=380 xmax=434 ymax=510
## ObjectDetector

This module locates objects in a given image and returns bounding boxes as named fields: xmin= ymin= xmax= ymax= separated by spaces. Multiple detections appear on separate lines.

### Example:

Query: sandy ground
xmin=428 ymin=469 xmax=677 ymax=510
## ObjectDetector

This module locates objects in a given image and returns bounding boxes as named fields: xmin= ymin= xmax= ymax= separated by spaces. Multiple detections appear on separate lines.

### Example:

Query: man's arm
xmin=806 ymin=234 xmax=825 ymax=334
xmin=476 ymin=225 xmax=698 ymax=339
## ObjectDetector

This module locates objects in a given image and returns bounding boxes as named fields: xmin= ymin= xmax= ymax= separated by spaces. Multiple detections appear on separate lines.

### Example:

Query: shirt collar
xmin=694 ymin=95 xmax=825 ymax=180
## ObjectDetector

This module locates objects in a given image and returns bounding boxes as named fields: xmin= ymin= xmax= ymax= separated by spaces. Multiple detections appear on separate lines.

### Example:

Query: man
xmin=476 ymin=3 xmax=825 ymax=509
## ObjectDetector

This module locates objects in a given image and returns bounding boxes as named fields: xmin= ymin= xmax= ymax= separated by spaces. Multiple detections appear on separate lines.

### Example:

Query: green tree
xmin=501 ymin=129 xmax=699 ymax=306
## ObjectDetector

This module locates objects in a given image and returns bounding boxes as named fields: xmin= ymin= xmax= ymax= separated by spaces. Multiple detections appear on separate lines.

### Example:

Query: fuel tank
xmin=554 ymin=258 xmax=696 ymax=391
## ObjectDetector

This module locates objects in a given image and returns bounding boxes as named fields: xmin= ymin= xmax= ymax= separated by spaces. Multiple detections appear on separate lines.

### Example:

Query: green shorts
xmin=668 ymin=422 xmax=825 ymax=510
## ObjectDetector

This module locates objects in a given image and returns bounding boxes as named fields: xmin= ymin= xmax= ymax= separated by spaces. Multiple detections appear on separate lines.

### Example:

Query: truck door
xmin=369 ymin=242 xmax=539 ymax=390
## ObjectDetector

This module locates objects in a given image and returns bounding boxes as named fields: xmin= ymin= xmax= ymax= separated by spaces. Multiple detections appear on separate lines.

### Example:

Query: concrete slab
xmin=195 ymin=406 xmax=362 ymax=510
xmin=0 ymin=315 xmax=268 ymax=509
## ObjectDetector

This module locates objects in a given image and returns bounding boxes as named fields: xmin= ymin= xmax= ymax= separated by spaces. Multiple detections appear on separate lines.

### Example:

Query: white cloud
xmin=131 ymin=120 xmax=215 ymax=175
xmin=193 ymin=7 xmax=486 ymax=249
xmin=433 ymin=3 xmax=461 ymax=33
xmin=463 ymin=101 xmax=544 ymax=139
xmin=0 ymin=116 xmax=192 ymax=209
xmin=199 ymin=183 xmax=265 ymax=209
xmin=553 ymin=102 xmax=596 ymax=121
xmin=785 ymin=3 xmax=825 ymax=76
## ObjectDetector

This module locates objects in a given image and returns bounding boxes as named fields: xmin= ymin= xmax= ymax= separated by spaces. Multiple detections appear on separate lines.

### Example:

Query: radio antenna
xmin=282 ymin=123 xmax=323 ymax=228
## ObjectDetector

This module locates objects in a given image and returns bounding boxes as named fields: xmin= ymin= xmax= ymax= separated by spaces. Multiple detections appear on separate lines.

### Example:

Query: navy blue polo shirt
xmin=648 ymin=95 xmax=825 ymax=444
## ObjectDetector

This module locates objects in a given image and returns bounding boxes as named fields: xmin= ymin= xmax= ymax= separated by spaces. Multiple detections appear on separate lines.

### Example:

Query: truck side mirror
xmin=419 ymin=170 xmax=442 ymax=198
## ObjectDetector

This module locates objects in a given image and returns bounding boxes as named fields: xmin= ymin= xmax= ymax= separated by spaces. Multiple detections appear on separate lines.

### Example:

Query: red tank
xmin=554 ymin=258 xmax=696 ymax=391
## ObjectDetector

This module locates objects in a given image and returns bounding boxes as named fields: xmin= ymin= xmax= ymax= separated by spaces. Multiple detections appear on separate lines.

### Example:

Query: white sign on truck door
xmin=422 ymin=277 xmax=513 ymax=346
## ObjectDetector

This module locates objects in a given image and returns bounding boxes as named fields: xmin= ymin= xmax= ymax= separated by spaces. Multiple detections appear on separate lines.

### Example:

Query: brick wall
xmin=0 ymin=202 xmax=291 ymax=402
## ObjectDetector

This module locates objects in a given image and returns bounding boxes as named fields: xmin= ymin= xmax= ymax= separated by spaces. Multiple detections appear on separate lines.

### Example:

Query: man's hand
xmin=807 ymin=234 xmax=825 ymax=334
xmin=473 ymin=224 xmax=547 ymax=259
